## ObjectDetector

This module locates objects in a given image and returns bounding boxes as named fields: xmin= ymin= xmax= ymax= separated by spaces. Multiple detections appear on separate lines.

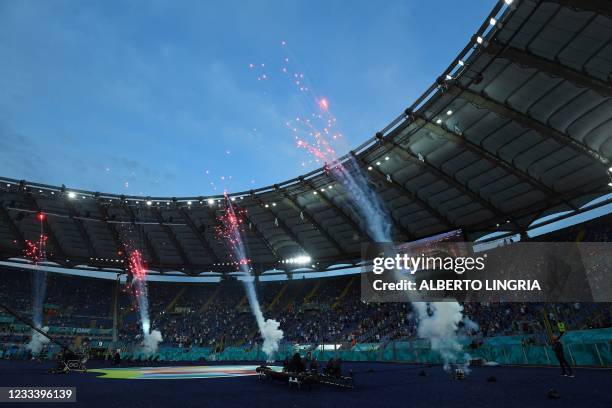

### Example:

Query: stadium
xmin=0 ymin=0 xmax=611 ymax=406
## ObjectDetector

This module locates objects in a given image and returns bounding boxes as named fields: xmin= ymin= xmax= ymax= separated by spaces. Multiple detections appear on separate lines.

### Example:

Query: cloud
xmin=0 ymin=125 xmax=52 ymax=182
xmin=0 ymin=0 xmax=495 ymax=196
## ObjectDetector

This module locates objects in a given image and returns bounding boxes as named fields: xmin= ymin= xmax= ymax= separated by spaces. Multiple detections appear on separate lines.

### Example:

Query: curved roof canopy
xmin=1 ymin=0 xmax=611 ymax=276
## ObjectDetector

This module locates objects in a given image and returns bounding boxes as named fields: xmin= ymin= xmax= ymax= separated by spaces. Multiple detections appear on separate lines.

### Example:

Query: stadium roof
xmin=1 ymin=0 xmax=611 ymax=276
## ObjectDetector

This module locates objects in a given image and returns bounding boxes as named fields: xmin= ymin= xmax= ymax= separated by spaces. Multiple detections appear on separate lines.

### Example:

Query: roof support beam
xmin=355 ymin=154 xmax=454 ymax=234
xmin=484 ymin=41 xmax=612 ymax=97
xmin=250 ymin=195 xmax=312 ymax=256
xmin=178 ymin=207 xmax=220 ymax=264
xmin=378 ymin=134 xmax=518 ymax=228
xmin=417 ymin=116 xmax=578 ymax=209
xmin=96 ymin=203 xmax=124 ymax=255
xmin=64 ymin=201 xmax=97 ymax=259
xmin=544 ymin=0 xmax=612 ymax=18
xmin=470 ymin=182 xmax=607 ymax=233
xmin=123 ymin=206 xmax=161 ymax=268
xmin=0 ymin=205 xmax=25 ymax=249
xmin=447 ymin=84 xmax=609 ymax=165
xmin=301 ymin=178 xmax=370 ymax=242
xmin=241 ymin=209 xmax=280 ymax=261
xmin=280 ymin=190 xmax=347 ymax=256
xmin=150 ymin=207 xmax=190 ymax=266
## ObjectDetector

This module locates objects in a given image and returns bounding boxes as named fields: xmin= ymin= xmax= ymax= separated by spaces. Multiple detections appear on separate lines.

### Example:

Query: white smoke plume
xmin=261 ymin=319 xmax=284 ymax=357
xmin=27 ymin=268 xmax=49 ymax=356
xmin=218 ymin=195 xmax=284 ymax=359
xmin=143 ymin=329 xmax=163 ymax=355
xmin=31 ymin=270 xmax=47 ymax=329
xmin=294 ymin=86 xmax=476 ymax=370
xmin=333 ymin=158 xmax=391 ymax=242
xmin=331 ymin=159 xmax=475 ymax=371
xmin=133 ymin=279 xmax=163 ymax=356
xmin=413 ymin=302 xmax=476 ymax=370
xmin=242 ymin=276 xmax=284 ymax=358
xmin=127 ymin=251 xmax=164 ymax=356
xmin=26 ymin=326 xmax=50 ymax=355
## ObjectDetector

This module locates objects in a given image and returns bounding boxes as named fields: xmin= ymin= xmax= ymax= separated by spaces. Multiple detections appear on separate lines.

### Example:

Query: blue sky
xmin=0 ymin=0 xmax=496 ymax=197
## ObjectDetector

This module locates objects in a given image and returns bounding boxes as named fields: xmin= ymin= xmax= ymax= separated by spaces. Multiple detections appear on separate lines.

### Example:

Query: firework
xmin=128 ymin=249 xmax=147 ymax=281
xmin=26 ymin=212 xmax=49 ymax=354
xmin=244 ymin=42 xmax=475 ymax=369
xmin=215 ymin=193 xmax=283 ymax=359
xmin=215 ymin=194 xmax=250 ymax=266
xmin=271 ymin=45 xmax=476 ymax=372
xmin=23 ymin=235 xmax=47 ymax=264
xmin=126 ymin=248 xmax=162 ymax=353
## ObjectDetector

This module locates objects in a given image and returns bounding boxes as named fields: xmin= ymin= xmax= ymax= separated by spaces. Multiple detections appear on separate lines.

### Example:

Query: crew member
xmin=309 ymin=356 xmax=318 ymax=373
xmin=552 ymin=332 xmax=573 ymax=377
xmin=289 ymin=353 xmax=305 ymax=373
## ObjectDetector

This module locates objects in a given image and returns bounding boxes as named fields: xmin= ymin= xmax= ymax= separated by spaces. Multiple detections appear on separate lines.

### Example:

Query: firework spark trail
xmin=249 ymin=41 xmax=345 ymax=168
xmin=24 ymin=214 xmax=50 ymax=354
xmin=291 ymin=98 xmax=391 ymax=243
xmin=247 ymin=41 xmax=475 ymax=369
xmin=216 ymin=193 xmax=283 ymax=359
xmin=127 ymin=249 xmax=162 ymax=354
xmin=300 ymin=118 xmax=475 ymax=370
xmin=273 ymin=55 xmax=476 ymax=371
xmin=251 ymin=44 xmax=383 ymax=234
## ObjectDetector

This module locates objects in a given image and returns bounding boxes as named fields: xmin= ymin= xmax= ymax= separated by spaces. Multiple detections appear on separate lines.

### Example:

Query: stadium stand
xmin=1 ymin=215 xmax=610 ymax=360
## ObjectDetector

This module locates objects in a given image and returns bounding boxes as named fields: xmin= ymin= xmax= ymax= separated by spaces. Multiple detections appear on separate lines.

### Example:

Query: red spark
xmin=318 ymin=98 xmax=329 ymax=111
xmin=128 ymin=249 xmax=148 ymax=281
xmin=23 ymin=235 xmax=48 ymax=263
xmin=215 ymin=193 xmax=251 ymax=269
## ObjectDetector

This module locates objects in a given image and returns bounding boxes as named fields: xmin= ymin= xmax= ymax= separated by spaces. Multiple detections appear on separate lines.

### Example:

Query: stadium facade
xmin=0 ymin=0 xmax=611 ymax=366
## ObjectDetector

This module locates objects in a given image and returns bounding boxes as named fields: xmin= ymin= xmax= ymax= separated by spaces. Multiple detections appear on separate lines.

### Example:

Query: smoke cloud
xmin=26 ymin=326 xmax=50 ymax=355
xmin=242 ymin=275 xmax=284 ymax=358
xmin=412 ymin=302 xmax=476 ymax=370
xmin=143 ymin=329 xmax=163 ymax=355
